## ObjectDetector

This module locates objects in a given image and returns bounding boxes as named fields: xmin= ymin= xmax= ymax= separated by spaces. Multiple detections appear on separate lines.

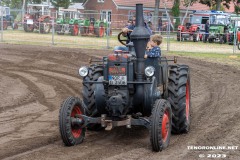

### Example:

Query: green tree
xmin=233 ymin=0 xmax=240 ymax=14
xmin=199 ymin=0 xmax=231 ymax=11
xmin=172 ymin=0 xmax=180 ymax=29
xmin=51 ymin=0 xmax=72 ymax=9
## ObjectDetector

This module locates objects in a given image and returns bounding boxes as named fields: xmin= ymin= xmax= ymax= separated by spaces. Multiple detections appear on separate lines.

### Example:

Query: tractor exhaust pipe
xmin=130 ymin=4 xmax=150 ymax=104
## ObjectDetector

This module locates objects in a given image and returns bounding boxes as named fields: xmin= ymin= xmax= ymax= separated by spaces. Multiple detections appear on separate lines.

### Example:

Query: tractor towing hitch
xmin=73 ymin=114 xmax=150 ymax=131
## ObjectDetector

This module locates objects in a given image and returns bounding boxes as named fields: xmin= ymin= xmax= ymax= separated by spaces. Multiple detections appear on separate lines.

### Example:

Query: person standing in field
xmin=204 ymin=20 xmax=210 ymax=43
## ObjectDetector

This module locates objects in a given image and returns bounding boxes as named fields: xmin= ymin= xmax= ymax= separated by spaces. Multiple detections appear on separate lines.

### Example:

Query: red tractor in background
xmin=23 ymin=3 xmax=52 ymax=34
xmin=177 ymin=23 xmax=200 ymax=42
xmin=23 ymin=13 xmax=52 ymax=33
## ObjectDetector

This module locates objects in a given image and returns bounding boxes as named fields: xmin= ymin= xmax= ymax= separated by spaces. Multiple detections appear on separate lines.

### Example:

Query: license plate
xmin=108 ymin=75 xmax=127 ymax=85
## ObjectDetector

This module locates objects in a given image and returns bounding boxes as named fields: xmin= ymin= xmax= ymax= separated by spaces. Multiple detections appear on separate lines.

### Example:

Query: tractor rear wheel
xmin=82 ymin=65 xmax=103 ymax=130
xmin=150 ymin=99 xmax=172 ymax=152
xmin=40 ymin=23 xmax=50 ymax=34
xmin=238 ymin=42 xmax=240 ymax=50
xmin=3 ymin=20 xmax=8 ymax=30
xmin=177 ymin=32 xmax=180 ymax=41
xmin=193 ymin=32 xmax=199 ymax=42
xmin=168 ymin=65 xmax=190 ymax=134
xmin=219 ymin=36 xmax=224 ymax=44
xmin=59 ymin=97 xmax=86 ymax=146
xmin=24 ymin=23 xmax=34 ymax=32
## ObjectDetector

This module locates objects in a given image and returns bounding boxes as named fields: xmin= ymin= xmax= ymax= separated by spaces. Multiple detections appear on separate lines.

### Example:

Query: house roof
xmin=112 ymin=0 xmax=235 ymax=13
xmin=69 ymin=3 xmax=84 ymax=10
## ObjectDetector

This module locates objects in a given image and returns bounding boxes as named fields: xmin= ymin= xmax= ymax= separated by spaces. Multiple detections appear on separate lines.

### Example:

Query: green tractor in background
xmin=208 ymin=12 xmax=230 ymax=44
xmin=228 ymin=14 xmax=240 ymax=46
xmin=79 ymin=17 xmax=109 ymax=37
xmin=56 ymin=9 xmax=81 ymax=36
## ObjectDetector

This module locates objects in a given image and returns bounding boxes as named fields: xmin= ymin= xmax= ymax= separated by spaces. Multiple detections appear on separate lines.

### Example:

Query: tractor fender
xmin=191 ymin=24 xmax=198 ymax=32
xmin=94 ymin=76 xmax=106 ymax=114
xmin=178 ymin=25 xmax=185 ymax=32
xmin=144 ymin=77 xmax=161 ymax=116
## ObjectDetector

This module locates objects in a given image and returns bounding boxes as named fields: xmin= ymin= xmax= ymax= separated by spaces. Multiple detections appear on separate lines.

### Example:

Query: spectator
xmin=114 ymin=17 xmax=152 ymax=51
xmin=158 ymin=17 xmax=162 ymax=31
xmin=144 ymin=34 xmax=162 ymax=59
xmin=126 ymin=19 xmax=133 ymax=27
xmin=204 ymin=20 xmax=210 ymax=43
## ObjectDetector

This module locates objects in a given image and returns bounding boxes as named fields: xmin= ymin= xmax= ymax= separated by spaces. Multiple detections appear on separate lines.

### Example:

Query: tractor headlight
xmin=78 ymin=66 xmax=88 ymax=77
xmin=145 ymin=66 xmax=155 ymax=77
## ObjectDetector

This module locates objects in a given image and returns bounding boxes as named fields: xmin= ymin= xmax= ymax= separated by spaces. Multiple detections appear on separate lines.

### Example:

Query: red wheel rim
xmin=71 ymin=106 xmax=82 ymax=138
xmin=162 ymin=110 xmax=170 ymax=142
xmin=74 ymin=25 xmax=78 ymax=36
xmin=186 ymin=79 xmax=190 ymax=121
xmin=99 ymin=27 xmax=104 ymax=37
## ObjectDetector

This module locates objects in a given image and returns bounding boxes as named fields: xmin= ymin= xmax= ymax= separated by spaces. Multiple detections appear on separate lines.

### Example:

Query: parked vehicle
xmin=228 ymin=14 xmax=240 ymax=48
xmin=208 ymin=12 xmax=230 ymax=43
xmin=177 ymin=22 xmax=200 ymax=42
xmin=59 ymin=4 xmax=191 ymax=152
xmin=23 ymin=13 xmax=52 ymax=33
xmin=79 ymin=17 xmax=108 ymax=37
xmin=56 ymin=9 xmax=81 ymax=36
xmin=177 ymin=10 xmax=213 ymax=42
xmin=0 ymin=6 xmax=14 ymax=30
xmin=23 ymin=4 xmax=52 ymax=33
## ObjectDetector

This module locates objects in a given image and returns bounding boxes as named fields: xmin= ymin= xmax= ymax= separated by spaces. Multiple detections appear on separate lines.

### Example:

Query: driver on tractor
xmin=114 ymin=17 xmax=152 ymax=52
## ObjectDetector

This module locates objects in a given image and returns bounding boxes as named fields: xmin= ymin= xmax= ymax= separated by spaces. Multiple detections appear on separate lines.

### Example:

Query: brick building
xmin=83 ymin=0 xmax=236 ymax=29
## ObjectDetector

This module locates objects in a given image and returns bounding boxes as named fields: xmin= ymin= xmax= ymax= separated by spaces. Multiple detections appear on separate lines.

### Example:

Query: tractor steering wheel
xmin=117 ymin=30 xmax=132 ymax=46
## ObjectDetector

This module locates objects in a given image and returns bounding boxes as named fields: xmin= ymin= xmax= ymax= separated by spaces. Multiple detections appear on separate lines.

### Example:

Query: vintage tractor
xmin=59 ymin=4 xmax=191 ymax=152
xmin=227 ymin=14 xmax=240 ymax=49
xmin=0 ymin=6 xmax=13 ymax=30
xmin=23 ymin=13 xmax=52 ymax=33
xmin=79 ymin=18 xmax=107 ymax=37
xmin=56 ymin=9 xmax=80 ymax=36
xmin=207 ymin=12 xmax=230 ymax=43
xmin=176 ymin=10 xmax=214 ymax=42
xmin=56 ymin=17 xmax=80 ymax=36
xmin=177 ymin=23 xmax=200 ymax=42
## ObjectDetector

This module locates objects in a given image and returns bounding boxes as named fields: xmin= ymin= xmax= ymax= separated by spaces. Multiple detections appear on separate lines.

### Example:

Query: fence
xmin=0 ymin=10 xmax=239 ymax=54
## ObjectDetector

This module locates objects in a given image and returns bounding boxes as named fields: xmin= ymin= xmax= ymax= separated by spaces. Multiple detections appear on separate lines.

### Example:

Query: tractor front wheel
xmin=193 ymin=32 xmax=199 ymax=42
xmin=150 ymin=99 xmax=172 ymax=152
xmin=59 ymin=97 xmax=86 ymax=146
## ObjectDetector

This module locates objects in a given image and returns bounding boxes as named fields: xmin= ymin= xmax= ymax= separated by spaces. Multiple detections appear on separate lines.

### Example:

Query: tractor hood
xmin=209 ymin=26 xmax=224 ymax=33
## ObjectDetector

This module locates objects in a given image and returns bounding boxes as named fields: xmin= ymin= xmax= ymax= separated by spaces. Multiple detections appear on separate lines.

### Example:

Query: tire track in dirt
xmin=0 ymin=46 xmax=91 ymax=159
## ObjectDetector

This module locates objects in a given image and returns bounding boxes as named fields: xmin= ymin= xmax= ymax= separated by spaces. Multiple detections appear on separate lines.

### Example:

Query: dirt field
xmin=0 ymin=44 xmax=239 ymax=160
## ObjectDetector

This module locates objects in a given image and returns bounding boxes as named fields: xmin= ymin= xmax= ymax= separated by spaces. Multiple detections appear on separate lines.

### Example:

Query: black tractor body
xmin=59 ymin=4 xmax=191 ymax=152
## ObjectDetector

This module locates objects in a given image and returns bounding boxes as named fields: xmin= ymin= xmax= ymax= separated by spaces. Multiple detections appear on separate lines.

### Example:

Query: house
xmin=83 ymin=0 xmax=236 ymax=29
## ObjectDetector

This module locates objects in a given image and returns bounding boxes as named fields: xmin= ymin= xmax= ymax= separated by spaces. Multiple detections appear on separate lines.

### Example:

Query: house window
xmin=162 ymin=13 xmax=168 ymax=21
xmin=101 ymin=10 xmax=111 ymax=22
xmin=98 ymin=0 xmax=105 ymax=3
